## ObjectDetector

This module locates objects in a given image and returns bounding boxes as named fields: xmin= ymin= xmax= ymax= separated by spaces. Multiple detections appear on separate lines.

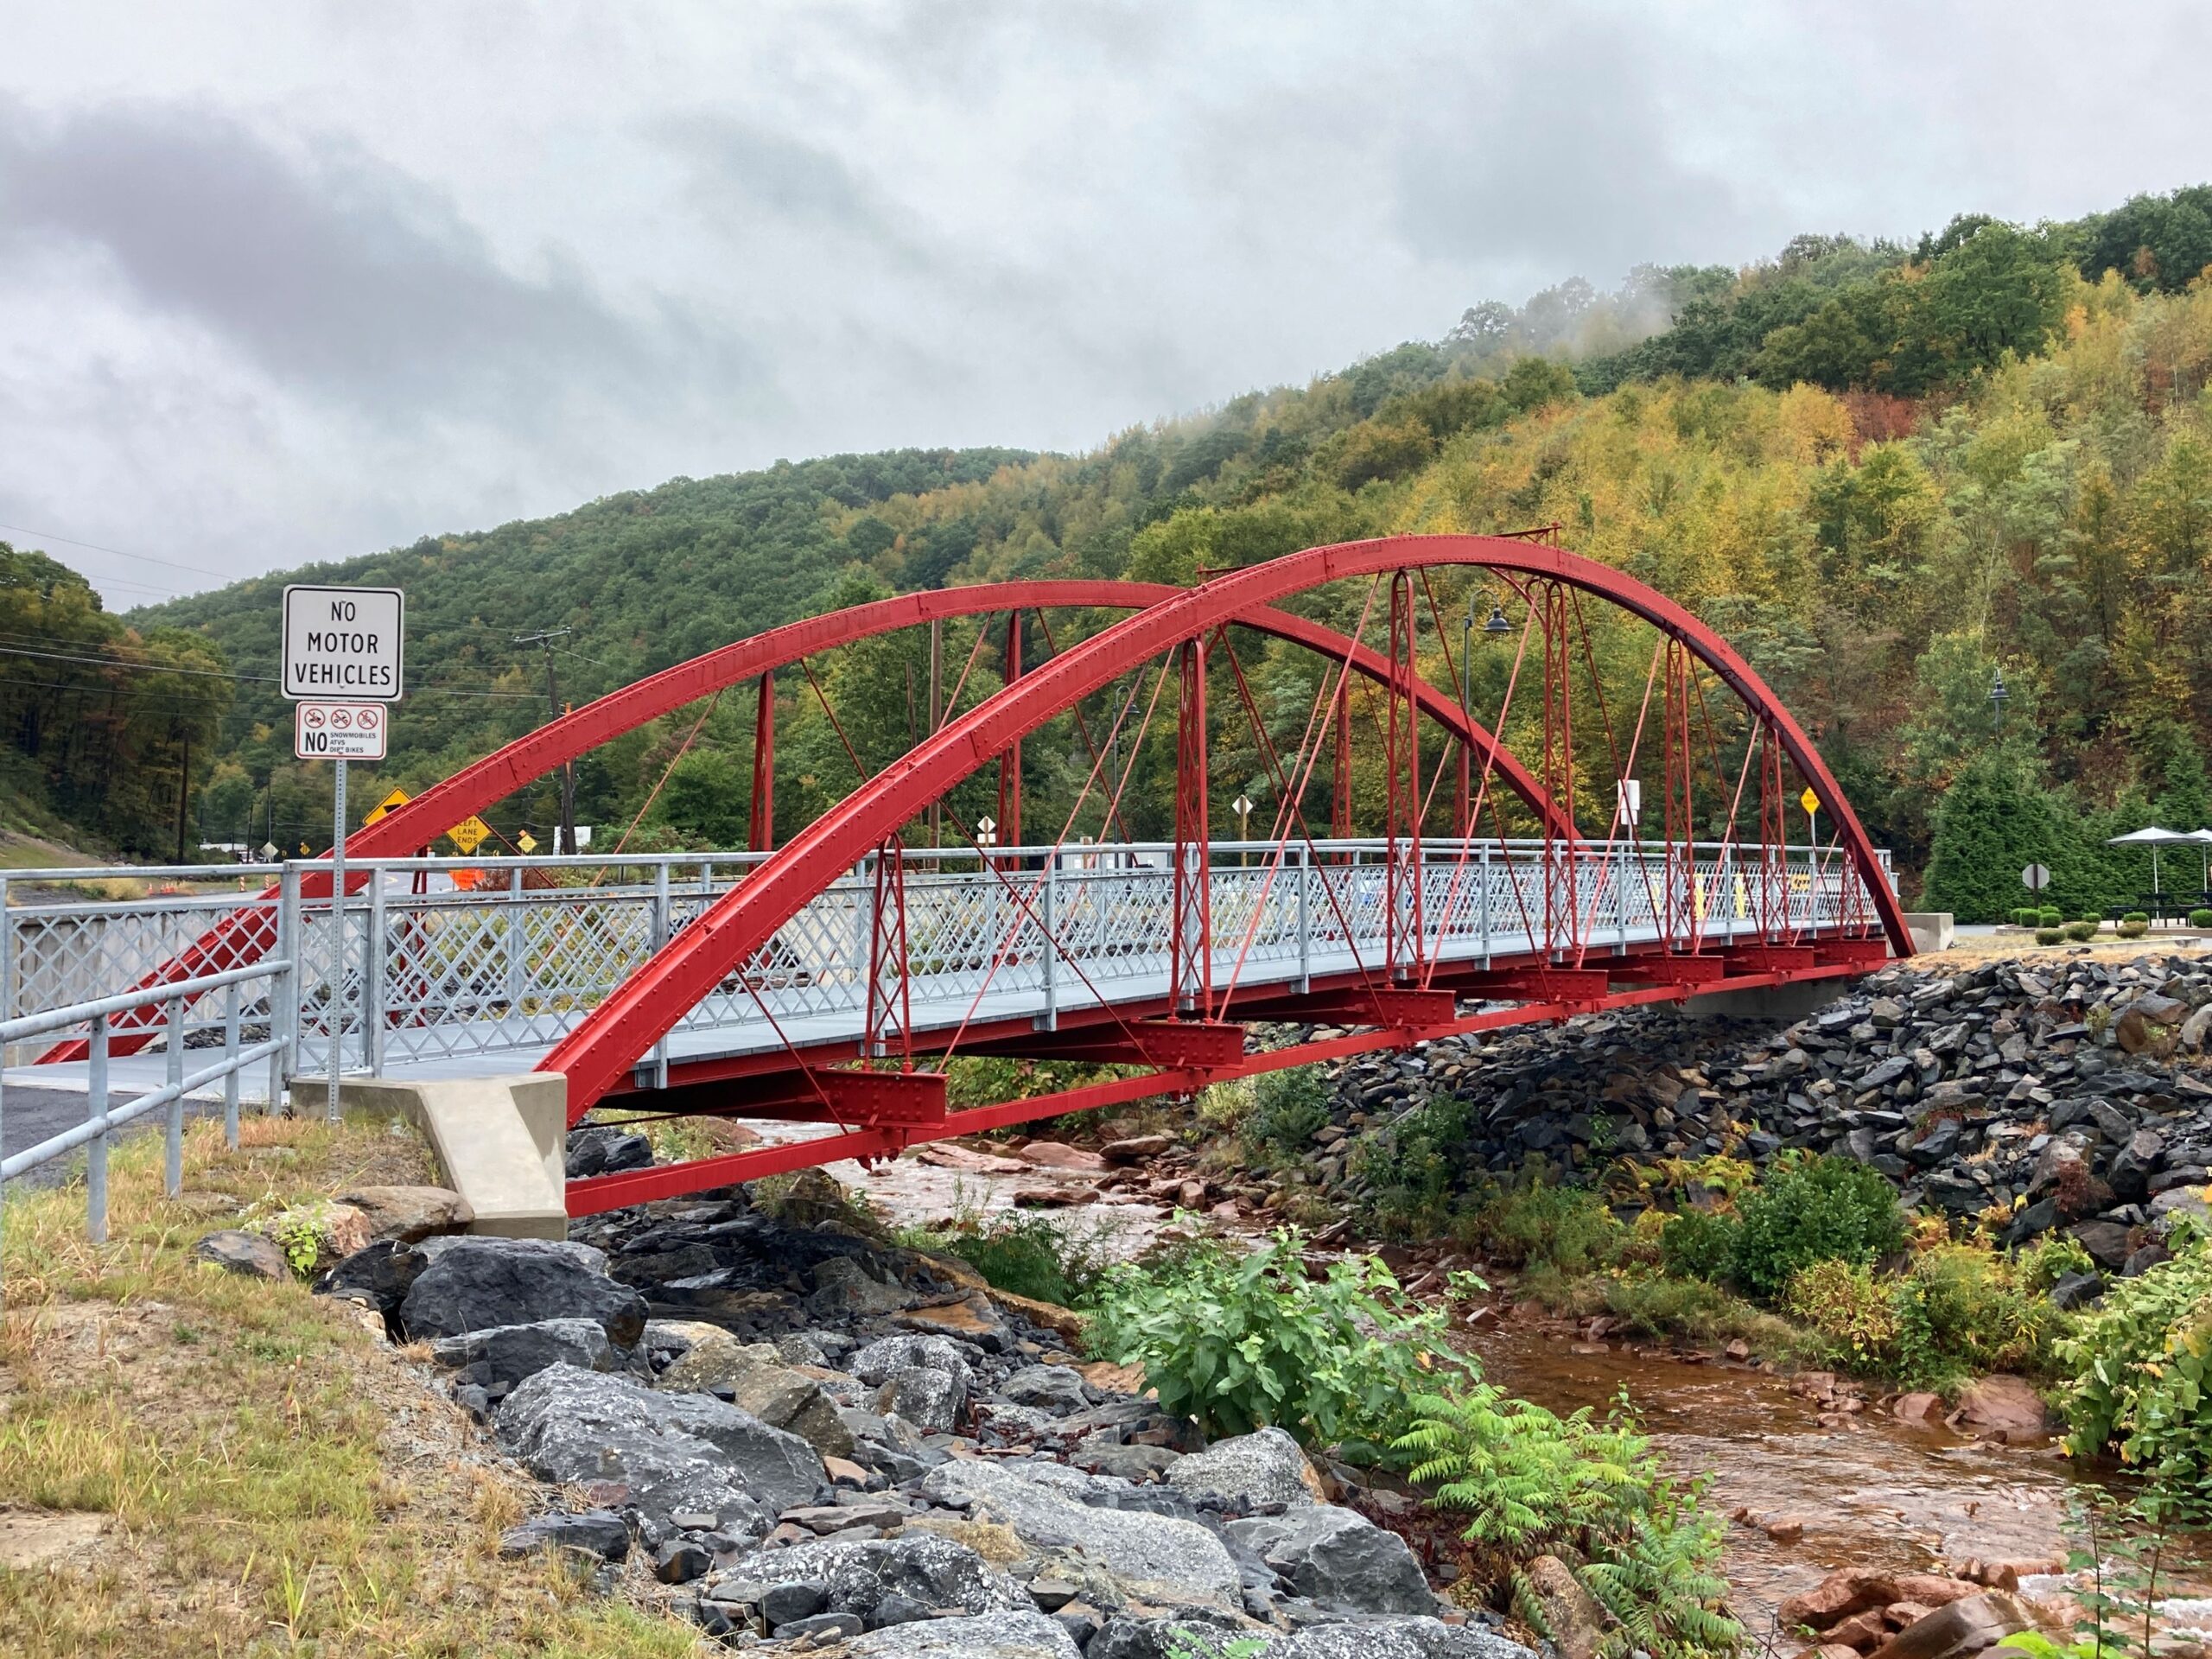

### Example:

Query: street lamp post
xmin=1988 ymin=665 xmax=2009 ymax=734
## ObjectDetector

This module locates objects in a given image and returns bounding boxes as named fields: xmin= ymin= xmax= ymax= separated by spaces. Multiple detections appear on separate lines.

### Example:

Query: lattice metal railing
xmin=3 ymin=840 xmax=1888 ymax=1083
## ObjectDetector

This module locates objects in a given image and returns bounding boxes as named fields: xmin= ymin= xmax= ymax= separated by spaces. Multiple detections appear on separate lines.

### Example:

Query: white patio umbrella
xmin=2190 ymin=828 xmax=2212 ymax=893
xmin=2105 ymin=825 xmax=2199 ymax=896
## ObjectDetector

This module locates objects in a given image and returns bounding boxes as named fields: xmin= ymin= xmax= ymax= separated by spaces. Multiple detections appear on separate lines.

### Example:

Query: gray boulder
xmin=1166 ymin=1427 xmax=1320 ymax=1511
xmin=849 ymin=1611 xmax=1082 ymax=1656
xmin=725 ymin=1533 xmax=1026 ymax=1625
xmin=924 ymin=1459 xmax=1243 ymax=1609
xmin=315 ymin=1239 xmax=429 ymax=1311
xmin=566 ymin=1124 xmax=653 ymax=1179
xmin=499 ymin=1507 xmax=632 ymax=1560
xmin=850 ymin=1332 xmax=977 ymax=1389
xmin=399 ymin=1236 xmax=647 ymax=1346
xmin=652 ymin=1322 xmax=854 ymax=1457
xmin=495 ymin=1363 xmax=822 ymax=1531
xmin=430 ymin=1318 xmax=615 ymax=1389
xmin=194 ymin=1230 xmax=289 ymax=1280
xmin=876 ymin=1365 xmax=967 ymax=1433
xmin=1226 ymin=1505 xmax=1434 ymax=1614
xmin=1256 ymin=1623 xmax=1539 ymax=1659
xmin=1001 ymin=1364 xmax=1091 ymax=1414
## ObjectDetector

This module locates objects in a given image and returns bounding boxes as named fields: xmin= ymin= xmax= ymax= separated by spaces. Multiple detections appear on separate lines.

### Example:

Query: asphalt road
xmin=2 ymin=1085 xmax=219 ymax=1190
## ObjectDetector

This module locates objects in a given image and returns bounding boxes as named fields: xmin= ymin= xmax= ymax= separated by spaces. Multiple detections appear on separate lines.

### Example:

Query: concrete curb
xmin=338 ymin=1072 xmax=568 ymax=1239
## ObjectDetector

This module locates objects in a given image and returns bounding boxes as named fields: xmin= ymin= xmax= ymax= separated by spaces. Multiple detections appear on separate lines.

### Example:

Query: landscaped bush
xmin=1729 ymin=1155 xmax=1907 ymax=1300
xmin=1086 ymin=1228 xmax=1467 ymax=1447
xmin=2122 ymin=910 xmax=2151 ymax=924
xmin=2037 ymin=927 xmax=2065 ymax=944
xmin=2065 ymin=921 xmax=2099 ymax=942
xmin=2079 ymin=912 xmax=2104 ymax=926
xmin=1242 ymin=1065 xmax=1330 ymax=1162
xmin=2012 ymin=907 xmax=2038 ymax=926
xmin=2060 ymin=1230 xmax=2212 ymax=1486
xmin=2040 ymin=906 xmax=2065 ymax=927
xmin=2120 ymin=919 xmax=2150 ymax=938
xmin=1658 ymin=1209 xmax=1740 ymax=1281
xmin=2191 ymin=908 xmax=2212 ymax=928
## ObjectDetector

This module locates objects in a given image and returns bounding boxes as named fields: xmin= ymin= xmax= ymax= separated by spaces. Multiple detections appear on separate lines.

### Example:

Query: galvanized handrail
xmin=0 ymin=957 xmax=294 ymax=1278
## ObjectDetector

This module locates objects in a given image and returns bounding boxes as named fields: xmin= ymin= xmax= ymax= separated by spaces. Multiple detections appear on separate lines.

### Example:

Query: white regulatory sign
xmin=295 ymin=700 xmax=388 ymax=760
xmin=283 ymin=583 xmax=404 ymax=701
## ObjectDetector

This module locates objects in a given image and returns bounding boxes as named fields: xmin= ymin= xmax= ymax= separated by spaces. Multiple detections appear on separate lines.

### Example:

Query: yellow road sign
xmin=364 ymin=786 xmax=410 ymax=826
xmin=1800 ymin=786 xmax=1820 ymax=816
xmin=515 ymin=830 xmax=539 ymax=854
xmin=447 ymin=814 xmax=493 ymax=854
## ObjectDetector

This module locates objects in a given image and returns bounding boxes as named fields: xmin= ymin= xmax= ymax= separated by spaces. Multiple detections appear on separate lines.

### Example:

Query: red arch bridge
xmin=5 ymin=537 xmax=1908 ymax=1216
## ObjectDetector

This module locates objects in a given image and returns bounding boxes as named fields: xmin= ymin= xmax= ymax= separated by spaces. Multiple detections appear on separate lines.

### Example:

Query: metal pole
xmin=651 ymin=861 xmax=671 ymax=1088
xmin=1039 ymin=859 xmax=1058 ymax=1031
xmin=1295 ymin=842 xmax=1312 ymax=993
xmin=276 ymin=863 xmax=301 ymax=1109
xmin=328 ymin=756 xmax=346 ymax=1124
xmin=86 ymin=1013 xmax=109 ymax=1244
xmin=366 ymin=865 xmax=387 ymax=1074
xmin=164 ymin=993 xmax=184 ymax=1197
xmin=223 ymin=979 xmax=242 ymax=1149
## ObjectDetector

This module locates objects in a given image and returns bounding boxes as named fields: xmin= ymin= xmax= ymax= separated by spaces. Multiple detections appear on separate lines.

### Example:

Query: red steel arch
xmin=39 ymin=579 xmax=1559 ymax=1064
xmin=542 ymin=536 xmax=1910 ymax=1116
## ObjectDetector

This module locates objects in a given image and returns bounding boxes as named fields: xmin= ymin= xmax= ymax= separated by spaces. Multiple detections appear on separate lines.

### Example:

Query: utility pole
xmin=175 ymin=726 xmax=190 ymax=863
xmin=515 ymin=628 xmax=576 ymax=852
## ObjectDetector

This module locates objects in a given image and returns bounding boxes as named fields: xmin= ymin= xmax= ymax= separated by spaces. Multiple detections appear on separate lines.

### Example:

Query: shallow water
xmin=1467 ymin=1325 xmax=2122 ymax=1632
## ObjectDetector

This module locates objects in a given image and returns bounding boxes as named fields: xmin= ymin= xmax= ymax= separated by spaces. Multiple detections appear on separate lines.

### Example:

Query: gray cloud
xmin=2 ymin=3 xmax=2211 ymax=601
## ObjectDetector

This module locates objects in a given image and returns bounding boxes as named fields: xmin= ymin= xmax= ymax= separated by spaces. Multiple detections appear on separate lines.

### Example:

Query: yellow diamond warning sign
xmin=364 ymin=787 xmax=410 ymax=827
xmin=447 ymin=815 xmax=493 ymax=855
xmin=1800 ymin=787 xmax=1820 ymax=817
xmin=515 ymin=830 xmax=539 ymax=854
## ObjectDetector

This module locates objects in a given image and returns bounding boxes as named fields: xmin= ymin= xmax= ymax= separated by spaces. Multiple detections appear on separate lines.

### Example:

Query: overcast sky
xmin=3 ymin=2 xmax=2209 ymax=607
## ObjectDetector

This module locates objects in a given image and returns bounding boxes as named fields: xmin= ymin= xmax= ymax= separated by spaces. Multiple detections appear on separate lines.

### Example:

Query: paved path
xmin=2 ymin=1085 xmax=219 ymax=1191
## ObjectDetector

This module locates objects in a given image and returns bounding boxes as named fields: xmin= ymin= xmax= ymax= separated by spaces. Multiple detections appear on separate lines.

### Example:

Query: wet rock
xmin=2068 ymin=1221 xmax=2134 ymax=1272
xmin=398 ymin=1236 xmax=648 ymax=1346
xmin=1225 ymin=1503 xmax=1435 ymax=1614
xmin=1781 ymin=1570 xmax=1904 ymax=1633
xmin=1165 ymin=1427 xmax=1324 ymax=1511
xmin=1020 ymin=1141 xmax=1108 ymax=1172
xmin=499 ymin=1508 xmax=632 ymax=1560
xmin=1864 ymin=1591 xmax=2031 ymax=1659
xmin=923 ymin=1459 xmax=1243 ymax=1609
xmin=429 ymin=1318 xmax=616 ymax=1389
xmin=1100 ymin=1135 xmax=1174 ymax=1165
xmin=1953 ymin=1376 xmax=2049 ymax=1440
xmin=194 ymin=1229 xmax=289 ymax=1280
xmin=1892 ymin=1392 xmax=1943 ymax=1426
xmin=2050 ymin=1271 xmax=2105 ymax=1310
xmin=565 ymin=1124 xmax=652 ymax=1179
xmin=847 ymin=1611 xmax=1082 ymax=1656
xmin=334 ymin=1185 xmax=473 ymax=1244
xmin=495 ymin=1362 xmax=822 ymax=1532
xmin=1518 ymin=1554 xmax=1611 ymax=1659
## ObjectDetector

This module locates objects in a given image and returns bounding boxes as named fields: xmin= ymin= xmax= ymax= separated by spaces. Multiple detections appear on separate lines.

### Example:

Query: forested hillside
xmin=9 ymin=187 xmax=2211 ymax=912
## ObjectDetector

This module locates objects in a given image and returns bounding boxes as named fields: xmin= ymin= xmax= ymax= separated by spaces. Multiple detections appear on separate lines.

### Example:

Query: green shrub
xmin=2060 ymin=1230 xmax=2212 ymax=1487
xmin=1243 ymin=1065 xmax=1330 ymax=1162
xmin=2065 ymin=921 xmax=2098 ymax=942
xmin=2040 ymin=906 xmax=2065 ymax=927
xmin=2191 ymin=908 xmax=2212 ymax=928
xmin=1658 ymin=1210 xmax=1740 ymax=1281
xmin=2122 ymin=910 xmax=2150 ymax=924
xmin=944 ymin=1213 xmax=1112 ymax=1308
xmin=1729 ymin=1156 xmax=1906 ymax=1301
xmin=1347 ymin=1093 xmax=1474 ymax=1237
xmin=2079 ymin=912 xmax=2104 ymax=926
xmin=1782 ymin=1260 xmax=1901 ymax=1364
xmin=1087 ymin=1228 xmax=1467 ymax=1447
xmin=2011 ymin=907 xmax=2038 ymax=926
xmin=1468 ymin=1179 xmax=1624 ymax=1274
xmin=1893 ymin=1243 xmax=2063 ymax=1388
xmin=2119 ymin=920 xmax=2149 ymax=938
xmin=2037 ymin=927 xmax=2065 ymax=944
xmin=1396 ymin=1390 xmax=1738 ymax=1659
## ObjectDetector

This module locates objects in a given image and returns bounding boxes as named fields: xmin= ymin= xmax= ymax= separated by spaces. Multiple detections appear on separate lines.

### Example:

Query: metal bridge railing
xmin=0 ymin=956 xmax=295 ymax=1274
xmin=4 ymin=840 xmax=1892 ymax=1090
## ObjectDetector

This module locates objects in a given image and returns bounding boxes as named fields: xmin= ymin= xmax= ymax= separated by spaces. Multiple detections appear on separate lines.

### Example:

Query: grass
xmin=1521 ymin=1264 xmax=1815 ymax=1358
xmin=0 ymin=1114 xmax=700 ymax=1657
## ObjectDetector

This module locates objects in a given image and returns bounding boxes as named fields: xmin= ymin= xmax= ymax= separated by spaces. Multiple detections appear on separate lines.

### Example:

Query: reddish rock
xmin=1808 ymin=1646 xmax=1866 ymax=1659
xmin=1894 ymin=1391 xmax=1944 ymax=1426
xmin=1100 ymin=1135 xmax=1173 ymax=1165
xmin=913 ymin=1143 xmax=1028 ymax=1174
xmin=1864 ymin=1592 xmax=2031 ymax=1659
xmin=1020 ymin=1141 xmax=1107 ymax=1172
xmin=823 ymin=1456 xmax=869 ymax=1488
xmin=1726 ymin=1339 xmax=1753 ymax=1361
xmin=1955 ymin=1376 xmax=2049 ymax=1440
xmin=1762 ymin=1516 xmax=1808 ymax=1546
xmin=1012 ymin=1186 xmax=1090 ymax=1208
xmin=1826 ymin=1611 xmax=1890 ymax=1650
xmin=1520 ymin=1554 xmax=1611 ymax=1659
xmin=1781 ymin=1571 xmax=1904 ymax=1634
xmin=1890 ymin=1577 xmax=1981 ymax=1609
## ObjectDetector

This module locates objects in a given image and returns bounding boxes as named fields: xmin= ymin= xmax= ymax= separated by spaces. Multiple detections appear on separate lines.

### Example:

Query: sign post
xmin=283 ymin=586 xmax=404 ymax=1122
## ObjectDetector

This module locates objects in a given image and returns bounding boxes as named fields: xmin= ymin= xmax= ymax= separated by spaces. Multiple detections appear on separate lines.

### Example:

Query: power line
xmin=0 ymin=519 xmax=236 ymax=581
xmin=0 ymin=643 xmax=544 ymax=700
